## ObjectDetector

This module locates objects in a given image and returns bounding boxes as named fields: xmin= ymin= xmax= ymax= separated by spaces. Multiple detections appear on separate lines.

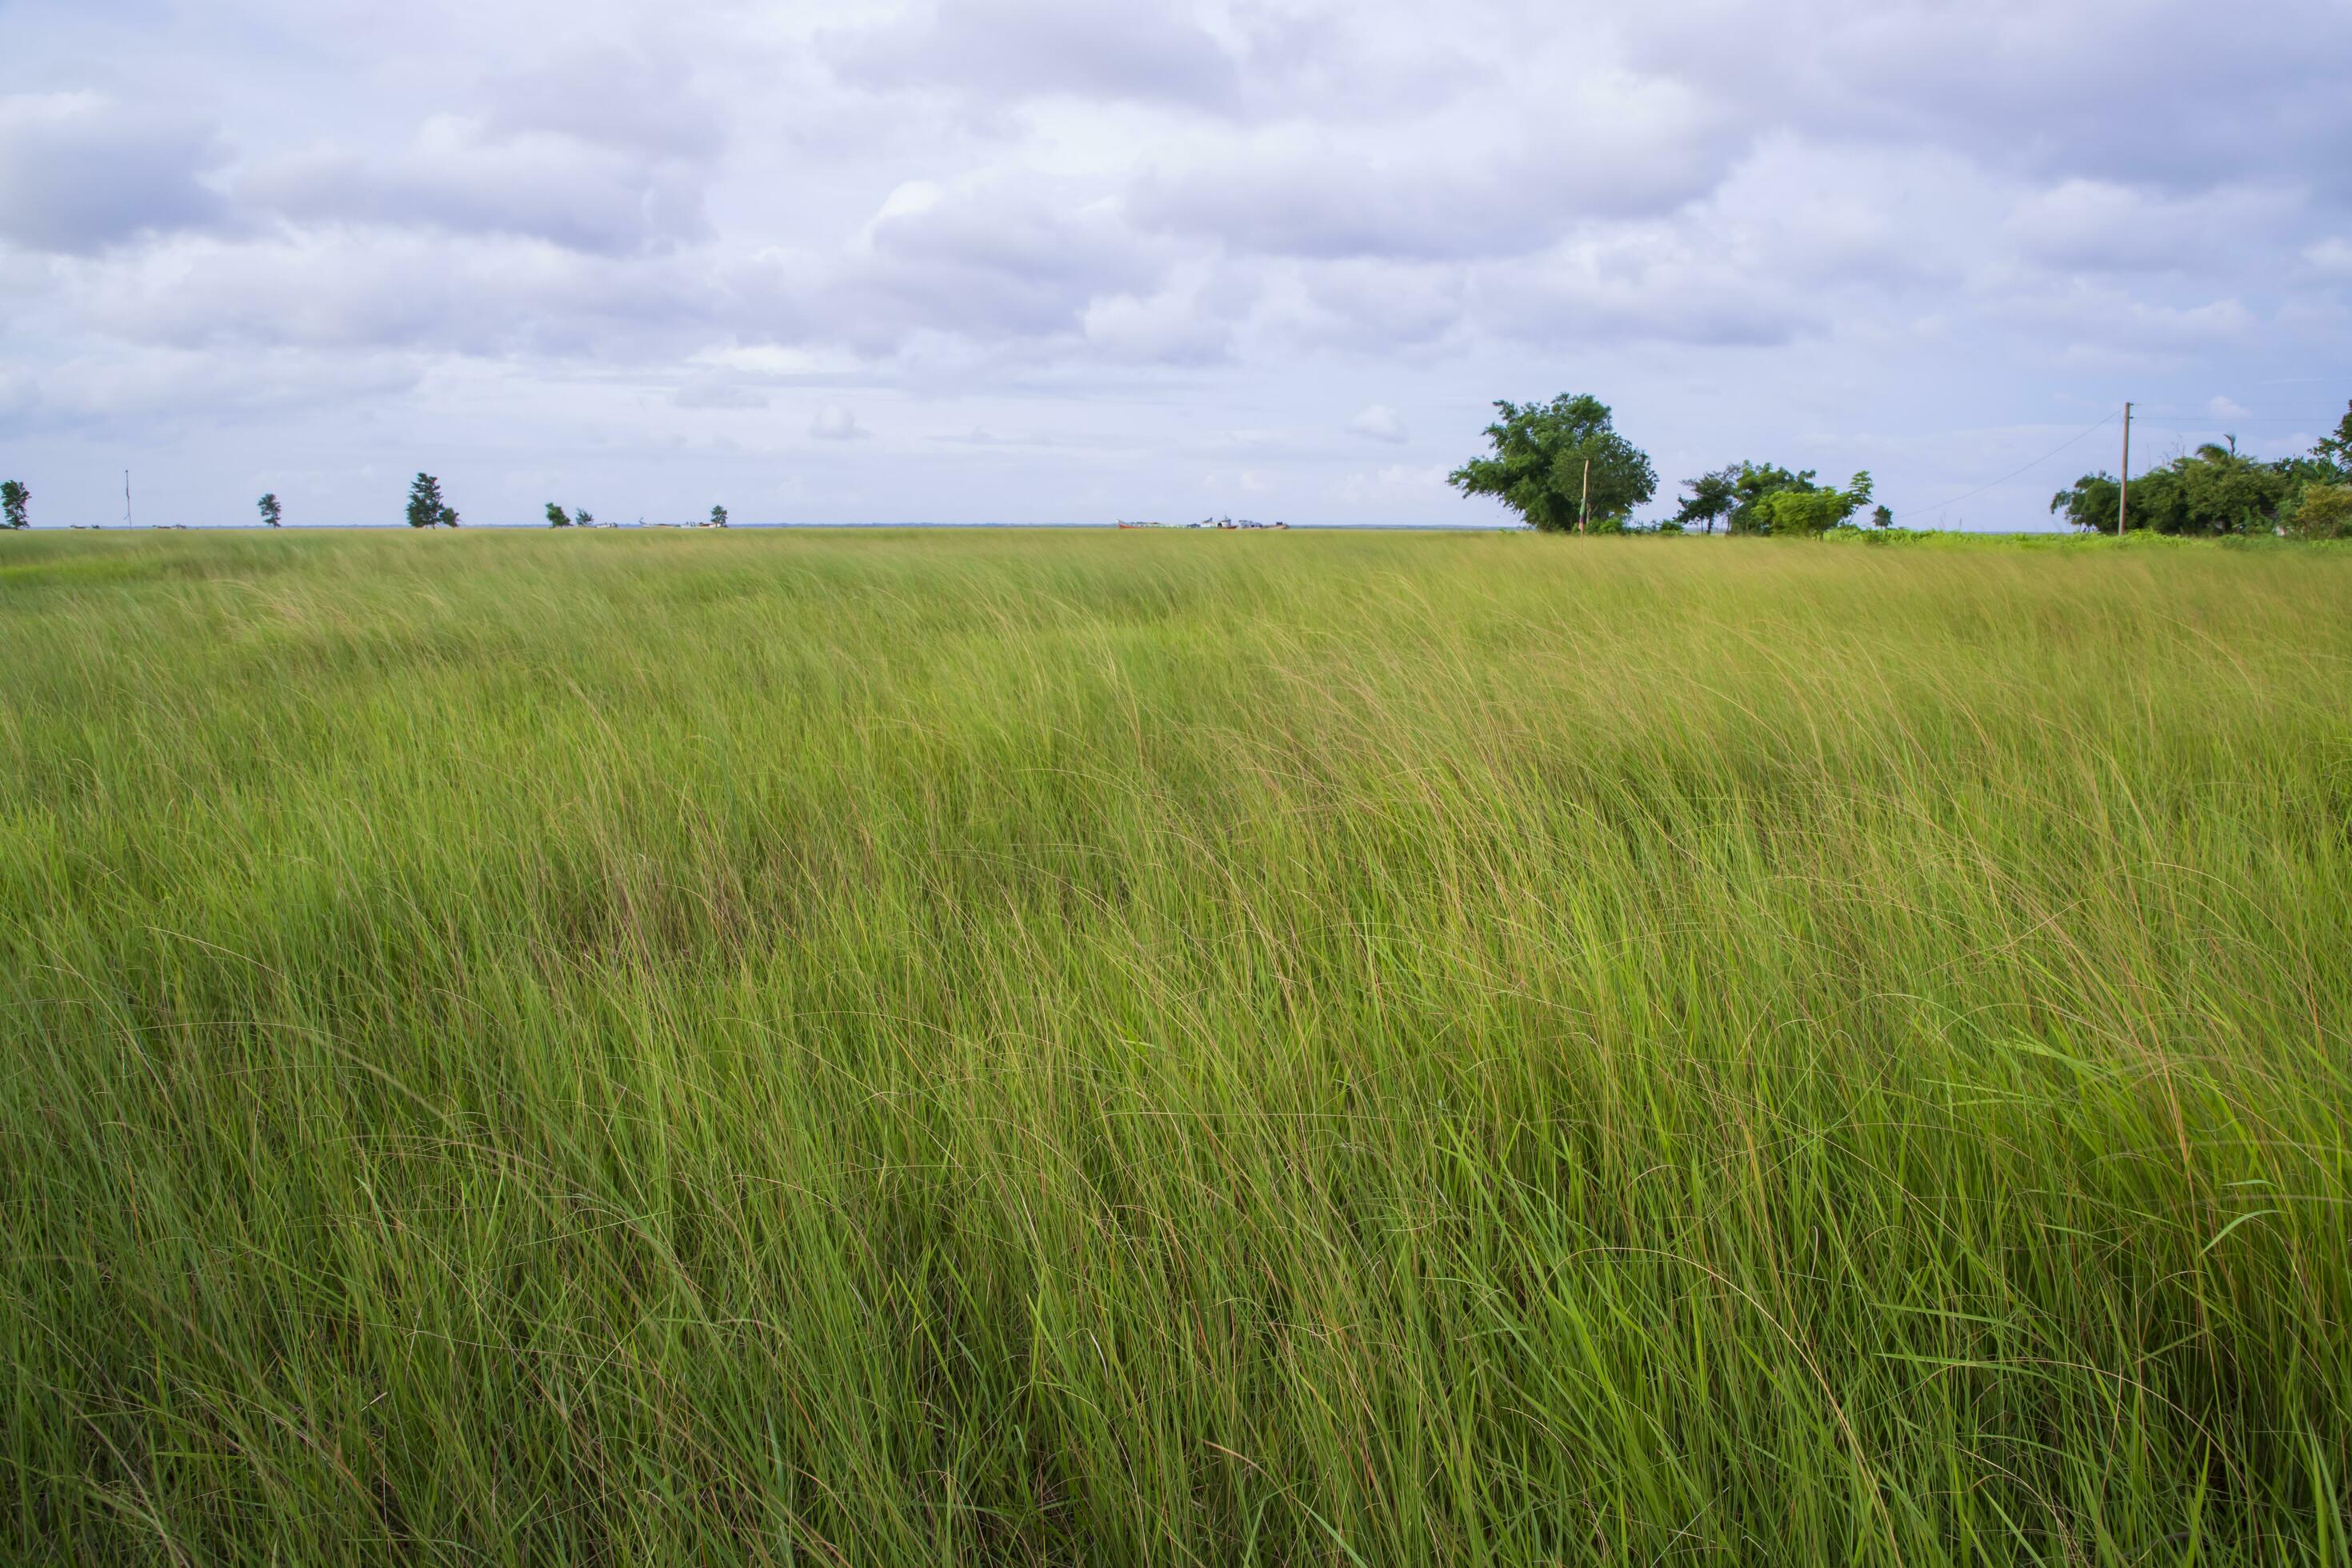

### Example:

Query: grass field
xmin=3 ymin=528 xmax=2350 ymax=1564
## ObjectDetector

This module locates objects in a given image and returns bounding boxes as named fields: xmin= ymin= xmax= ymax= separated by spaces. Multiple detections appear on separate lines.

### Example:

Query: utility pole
xmin=1578 ymin=459 xmax=1590 ymax=534
xmin=2118 ymin=403 xmax=2131 ymax=537
xmin=124 ymin=470 xmax=132 ymax=530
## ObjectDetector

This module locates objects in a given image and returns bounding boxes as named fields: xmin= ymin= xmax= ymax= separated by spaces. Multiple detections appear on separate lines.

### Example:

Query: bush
xmin=2286 ymin=485 xmax=2352 ymax=540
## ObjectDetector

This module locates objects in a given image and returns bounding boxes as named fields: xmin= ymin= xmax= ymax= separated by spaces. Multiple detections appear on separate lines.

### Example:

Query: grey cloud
xmin=0 ymin=366 xmax=39 ymax=428
xmin=0 ymin=94 xmax=228 ymax=254
xmin=1250 ymin=260 xmax=1469 ymax=354
xmin=72 ymin=232 xmax=726 ymax=358
xmin=2006 ymin=181 xmax=2301 ymax=276
xmin=478 ymin=45 xmax=728 ymax=162
xmin=796 ymin=180 xmax=1174 ymax=353
xmin=672 ymin=377 xmax=769 ymax=410
xmin=822 ymin=0 xmax=1241 ymax=110
xmin=1991 ymin=284 xmax=2259 ymax=358
xmin=810 ymin=404 xmax=866 ymax=440
xmin=6 ymin=345 xmax=422 ymax=437
xmin=1474 ymin=239 xmax=1826 ymax=350
xmin=1622 ymin=0 xmax=2352 ymax=199
xmin=1080 ymin=269 xmax=1243 ymax=365
xmin=242 ymin=121 xmax=710 ymax=255
xmin=1127 ymin=83 xmax=1730 ymax=262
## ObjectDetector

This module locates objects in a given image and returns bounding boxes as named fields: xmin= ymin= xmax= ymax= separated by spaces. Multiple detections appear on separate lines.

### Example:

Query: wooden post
xmin=2118 ymin=403 xmax=2131 ymax=537
xmin=1578 ymin=459 xmax=1590 ymax=534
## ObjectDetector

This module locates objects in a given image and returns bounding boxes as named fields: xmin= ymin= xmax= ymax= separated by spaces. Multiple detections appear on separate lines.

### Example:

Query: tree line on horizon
xmin=1454 ymin=391 xmax=2352 ymax=538
xmin=10 ymin=402 xmax=2348 ymax=536
xmin=240 ymin=475 xmax=733 ymax=530
xmin=2050 ymin=402 xmax=2352 ymax=538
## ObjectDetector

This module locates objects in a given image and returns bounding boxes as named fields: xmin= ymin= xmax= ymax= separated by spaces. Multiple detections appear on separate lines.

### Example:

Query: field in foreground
xmin=3 ymin=529 xmax=2350 ymax=1563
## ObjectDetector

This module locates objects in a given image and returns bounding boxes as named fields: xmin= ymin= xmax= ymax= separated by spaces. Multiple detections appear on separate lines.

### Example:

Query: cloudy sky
xmin=2 ymin=0 xmax=2349 ymax=528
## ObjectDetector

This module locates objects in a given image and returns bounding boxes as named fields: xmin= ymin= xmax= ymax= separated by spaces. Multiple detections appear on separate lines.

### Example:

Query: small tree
xmin=2050 ymin=472 xmax=2122 ymax=533
xmin=710 ymin=504 xmax=729 ymax=528
xmin=258 ymin=493 xmax=282 ymax=528
xmin=2314 ymin=399 xmax=2352 ymax=476
xmin=1752 ymin=472 xmax=1874 ymax=536
xmin=406 ymin=473 xmax=458 ymax=529
xmin=1722 ymin=462 xmax=1817 ymax=534
xmin=1449 ymin=394 xmax=1657 ymax=532
xmin=1870 ymin=504 xmax=1894 ymax=530
xmin=546 ymin=502 xmax=571 ymax=527
xmin=1671 ymin=466 xmax=1738 ymax=534
xmin=574 ymin=509 xmax=594 ymax=528
xmin=1 ymin=480 xmax=26 ymax=530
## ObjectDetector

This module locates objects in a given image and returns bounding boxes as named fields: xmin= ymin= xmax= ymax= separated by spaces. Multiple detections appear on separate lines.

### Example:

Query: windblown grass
xmin=2 ymin=528 xmax=2349 ymax=1563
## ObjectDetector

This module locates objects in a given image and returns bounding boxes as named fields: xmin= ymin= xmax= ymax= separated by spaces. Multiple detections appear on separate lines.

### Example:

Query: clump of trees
xmin=2052 ymin=401 xmax=2352 ymax=538
xmin=258 ymin=493 xmax=282 ymax=527
xmin=709 ymin=505 xmax=729 ymax=528
xmin=2 ymin=480 xmax=26 ymax=530
xmin=1670 ymin=462 xmax=1876 ymax=536
xmin=406 ymin=474 xmax=459 ymax=528
xmin=1452 ymin=396 xmax=1884 ymax=537
xmin=1448 ymin=394 xmax=1657 ymax=531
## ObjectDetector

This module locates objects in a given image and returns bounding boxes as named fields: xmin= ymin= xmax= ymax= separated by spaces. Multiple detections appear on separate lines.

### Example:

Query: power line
xmin=1892 ymin=410 xmax=2120 ymax=522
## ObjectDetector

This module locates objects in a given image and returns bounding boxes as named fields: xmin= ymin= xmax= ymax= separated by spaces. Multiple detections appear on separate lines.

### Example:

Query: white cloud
xmin=241 ymin=118 xmax=714 ymax=255
xmin=2304 ymin=238 xmax=2352 ymax=278
xmin=1348 ymin=404 xmax=1406 ymax=443
xmin=2208 ymin=394 xmax=2251 ymax=422
xmin=810 ymin=404 xmax=866 ymax=440
xmin=1338 ymin=462 xmax=1451 ymax=505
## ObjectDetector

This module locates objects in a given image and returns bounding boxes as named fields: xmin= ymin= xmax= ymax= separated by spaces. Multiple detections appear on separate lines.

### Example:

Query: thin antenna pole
xmin=125 ymin=469 xmax=132 ymax=529
xmin=1578 ymin=459 xmax=1590 ymax=534
xmin=2118 ymin=403 xmax=2131 ymax=537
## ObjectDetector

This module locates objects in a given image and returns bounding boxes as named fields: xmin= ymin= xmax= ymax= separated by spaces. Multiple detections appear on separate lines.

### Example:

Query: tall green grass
xmin=2 ymin=529 xmax=2349 ymax=1563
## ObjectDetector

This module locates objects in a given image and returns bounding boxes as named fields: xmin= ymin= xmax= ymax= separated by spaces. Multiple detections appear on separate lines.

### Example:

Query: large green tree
xmin=1 ymin=480 xmax=26 ymax=530
xmin=1450 ymin=394 xmax=1656 ymax=532
xmin=257 ymin=493 xmax=282 ymax=528
xmin=406 ymin=474 xmax=458 ymax=529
